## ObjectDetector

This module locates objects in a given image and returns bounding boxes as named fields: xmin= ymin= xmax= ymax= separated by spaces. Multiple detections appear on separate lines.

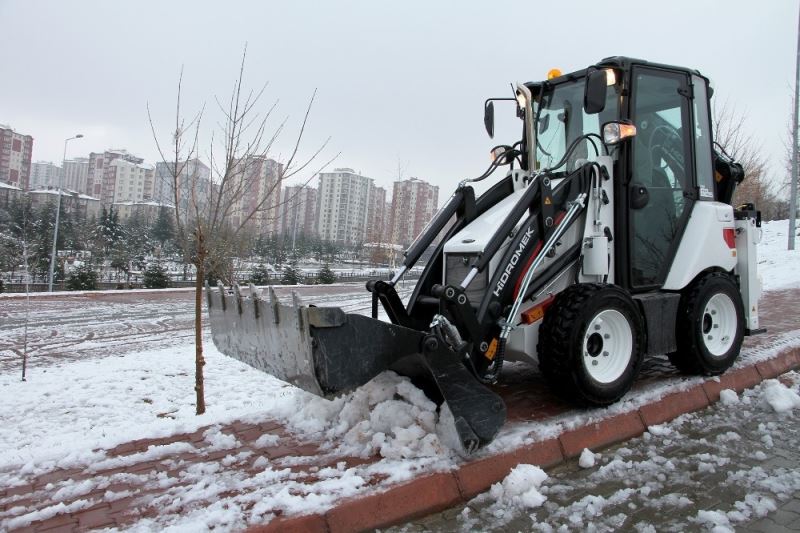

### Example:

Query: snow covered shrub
xmin=66 ymin=265 xmax=98 ymax=291
xmin=281 ymin=263 xmax=302 ymax=285
xmin=316 ymin=263 xmax=337 ymax=284
xmin=143 ymin=263 xmax=170 ymax=289
xmin=250 ymin=264 xmax=271 ymax=285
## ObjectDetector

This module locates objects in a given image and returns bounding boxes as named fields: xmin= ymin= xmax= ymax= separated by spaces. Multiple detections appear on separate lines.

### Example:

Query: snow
xmin=1 ymin=221 xmax=798 ymax=530
xmin=761 ymin=379 xmax=800 ymax=413
xmin=719 ymin=389 xmax=739 ymax=405
xmin=757 ymin=219 xmax=800 ymax=291
xmin=578 ymin=448 xmax=597 ymax=468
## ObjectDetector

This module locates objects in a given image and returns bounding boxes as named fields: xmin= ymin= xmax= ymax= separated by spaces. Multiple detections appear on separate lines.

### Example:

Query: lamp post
xmin=48 ymin=134 xmax=84 ymax=291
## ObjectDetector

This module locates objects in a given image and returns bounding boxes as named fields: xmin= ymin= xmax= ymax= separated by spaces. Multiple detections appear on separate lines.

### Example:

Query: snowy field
xmin=0 ymin=221 xmax=798 ymax=531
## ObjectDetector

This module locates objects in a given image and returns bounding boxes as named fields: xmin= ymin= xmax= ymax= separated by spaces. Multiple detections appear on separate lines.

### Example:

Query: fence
xmin=0 ymin=270 xmax=420 ymax=294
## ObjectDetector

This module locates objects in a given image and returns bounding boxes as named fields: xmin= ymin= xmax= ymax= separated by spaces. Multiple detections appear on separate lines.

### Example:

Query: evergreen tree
xmin=250 ymin=263 xmax=271 ymax=285
xmin=152 ymin=206 xmax=175 ymax=247
xmin=281 ymin=262 xmax=302 ymax=285
xmin=143 ymin=263 xmax=171 ymax=288
xmin=316 ymin=263 xmax=337 ymax=284
xmin=66 ymin=264 xmax=98 ymax=291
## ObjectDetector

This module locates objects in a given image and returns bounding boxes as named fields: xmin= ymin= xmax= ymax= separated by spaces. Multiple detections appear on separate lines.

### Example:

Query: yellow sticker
xmin=544 ymin=196 xmax=552 ymax=205
xmin=485 ymin=338 xmax=498 ymax=361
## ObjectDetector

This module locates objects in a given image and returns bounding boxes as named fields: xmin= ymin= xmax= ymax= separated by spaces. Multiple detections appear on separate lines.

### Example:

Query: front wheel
xmin=537 ymin=284 xmax=645 ymax=406
xmin=668 ymin=272 xmax=744 ymax=375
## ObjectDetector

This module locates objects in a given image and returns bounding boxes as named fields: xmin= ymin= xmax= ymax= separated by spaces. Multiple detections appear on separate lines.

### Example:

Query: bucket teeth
xmin=268 ymin=286 xmax=280 ymax=324
xmin=233 ymin=283 xmax=244 ymax=315
xmin=248 ymin=283 xmax=261 ymax=319
xmin=217 ymin=281 xmax=227 ymax=311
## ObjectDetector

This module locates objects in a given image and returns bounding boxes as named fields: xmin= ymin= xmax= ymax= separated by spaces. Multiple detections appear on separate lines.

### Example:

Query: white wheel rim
xmin=583 ymin=309 xmax=633 ymax=384
xmin=701 ymin=293 xmax=737 ymax=357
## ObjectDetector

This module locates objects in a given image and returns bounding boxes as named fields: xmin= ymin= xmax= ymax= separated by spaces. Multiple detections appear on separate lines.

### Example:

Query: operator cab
xmin=485 ymin=57 xmax=738 ymax=293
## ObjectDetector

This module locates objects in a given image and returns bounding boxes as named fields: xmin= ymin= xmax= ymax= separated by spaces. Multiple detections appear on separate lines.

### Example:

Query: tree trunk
xmin=194 ymin=243 xmax=207 ymax=415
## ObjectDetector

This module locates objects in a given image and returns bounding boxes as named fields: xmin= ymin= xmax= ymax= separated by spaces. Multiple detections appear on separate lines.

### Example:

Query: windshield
xmin=534 ymin=79 xmax=619 ymax=171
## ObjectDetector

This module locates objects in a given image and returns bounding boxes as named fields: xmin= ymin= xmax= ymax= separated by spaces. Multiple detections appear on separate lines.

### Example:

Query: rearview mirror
xmin=484 ymin=101 xmax=495 ymax=138
xmin=584 ymin=69 xmax=607 ymax=114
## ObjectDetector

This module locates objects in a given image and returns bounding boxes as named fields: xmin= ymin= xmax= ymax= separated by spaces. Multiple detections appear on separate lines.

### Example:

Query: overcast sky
xmin=0 ymin=0 xmax=795 ymax=199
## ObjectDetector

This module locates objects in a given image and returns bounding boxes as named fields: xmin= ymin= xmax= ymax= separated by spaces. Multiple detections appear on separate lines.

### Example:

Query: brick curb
xmin=248 ymin=346 xmax=800 ymax=533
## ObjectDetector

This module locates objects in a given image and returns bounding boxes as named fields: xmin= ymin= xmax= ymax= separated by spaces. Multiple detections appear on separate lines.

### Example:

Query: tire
xmin=537 ymin=283 xmax=645 ymax=406
xmin=668 ymin=272 xmax=744 ymax=375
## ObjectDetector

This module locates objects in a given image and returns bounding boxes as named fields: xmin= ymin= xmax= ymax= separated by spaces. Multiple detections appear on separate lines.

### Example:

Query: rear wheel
xmin=538 ymin=284 xmax=644 ymax=406
xmin=668 ymin=272 xmax=744 ymax=375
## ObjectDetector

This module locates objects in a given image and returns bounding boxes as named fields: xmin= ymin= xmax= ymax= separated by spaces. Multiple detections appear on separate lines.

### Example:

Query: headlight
xmin=602 ymin=121 xmax=637 ymax=145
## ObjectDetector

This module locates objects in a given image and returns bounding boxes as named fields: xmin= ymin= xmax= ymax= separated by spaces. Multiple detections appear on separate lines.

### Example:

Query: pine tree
xmin=66 ymin=265 xmax=98 ymax=291
xmin=281 ymin=262 xmax=302 ymax=285
xmin=250 ymin=263 xmax=271 ymax=285
xmin=152 ymin=206 xmax=175 ymax=247
xmin=316 ymin=263 xmax=336 ymax=284
xmin=143 ymin=263 xmax=171 ymax=288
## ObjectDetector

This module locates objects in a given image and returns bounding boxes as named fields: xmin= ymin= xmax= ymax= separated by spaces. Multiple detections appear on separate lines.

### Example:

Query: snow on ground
xmin=0 ymin=222 xmax=798 ymax=530
xmin=757 ymin=219 xmax=800 ymax=291
xmin=450 ymin=372 xmax=800 ymax=533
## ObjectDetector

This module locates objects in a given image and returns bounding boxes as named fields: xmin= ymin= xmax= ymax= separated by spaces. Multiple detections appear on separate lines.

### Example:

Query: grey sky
xmin=0 ymin=0 xmax=795 ymax=199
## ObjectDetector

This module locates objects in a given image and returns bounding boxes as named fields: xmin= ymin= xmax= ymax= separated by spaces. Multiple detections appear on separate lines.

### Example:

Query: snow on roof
xmin=28 ymin=188 xmax=99 ymax=201
xmin=0 ymin=181 xmax=22 ymax=191
xmin=112 ymin=201 xmax=175 ymax=208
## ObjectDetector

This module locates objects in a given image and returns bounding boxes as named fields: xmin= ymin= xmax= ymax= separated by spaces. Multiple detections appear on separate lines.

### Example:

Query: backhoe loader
xmin=207 ymin=57 xmax=763 ymax=453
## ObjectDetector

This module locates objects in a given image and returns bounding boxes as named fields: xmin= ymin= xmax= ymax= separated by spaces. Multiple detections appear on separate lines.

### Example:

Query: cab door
xmin=627 ymin=67 xmax=695 ymax=289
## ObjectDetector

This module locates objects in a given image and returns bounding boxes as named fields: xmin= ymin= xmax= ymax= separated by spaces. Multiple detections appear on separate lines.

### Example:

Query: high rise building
xmin=389 ymin=177 xmax=439 ymax=247
xmin=0 ymin=125 xmax=33 ymax=189
xmin=229 ymin=156 xmax=283 ymax=235
xmin=316 ymin=168 xmax=386 ymax=246
xmin=153 ymin=159 xmax=212 ymax=218
xmin=365 ymin=185 xmax=387 ymax=244
xmin=63 ymin=158 xmax=90 ymax=193
xmin=86 ymin=149 xmax=143 ymax=200
xmin=278 ymin=185 xmax=318 ymax=238
xmin=103 ymin=159 xmax=154 ymax=205
xmin=29 ymin=161 xmax=62 ymax=190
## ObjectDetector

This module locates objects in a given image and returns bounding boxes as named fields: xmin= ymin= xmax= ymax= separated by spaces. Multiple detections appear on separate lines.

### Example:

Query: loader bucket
xmin=206 ymin=283 xmax=506 ymax=453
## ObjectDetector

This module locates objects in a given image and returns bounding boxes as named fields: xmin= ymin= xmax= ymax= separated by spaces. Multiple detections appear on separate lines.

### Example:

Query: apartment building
xmin=103 ymin=159 xmax=154 ymax=205
xmin=113 ymin=201 xmax=175 ymax=225
xmin=389 ymin=177 xmax=439 ymax=247
xmin=228 ymin=156 xmax=283 ymax=235
xmin=316 ymin=168 xmax=387 ymax=246
xmin=0 ymin=181 xmax=22 ymax=208
xmin=278 ymin=185 xmax=318 ymax=238
xmin=86 ymin=149 xmax=143 ymax=200
xmin=63 ymin=158 xmax=90 ymax=193
xmin=28 ymin=188 xmax=101 ymax=219
xmin=153 ymin=159 xmax=212 ymax=219
xmin=0 ymin=125 xmax=33 ymax=189
xmin=30 ymin=161 xmax=62 ymax=190
xmin=364 ymin=185 xmax=387 ymax=244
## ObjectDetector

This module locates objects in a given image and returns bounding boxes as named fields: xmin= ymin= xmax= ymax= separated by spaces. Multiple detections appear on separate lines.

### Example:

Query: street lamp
xmin=48 ymin=134 xmax=84 ymax=291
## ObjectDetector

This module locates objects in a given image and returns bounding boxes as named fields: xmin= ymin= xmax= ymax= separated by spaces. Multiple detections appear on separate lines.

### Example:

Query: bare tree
xmin=713 ymin=101 xmax=786 ymax=220
xmin=149 ymin=49 xmax=335 ymax=414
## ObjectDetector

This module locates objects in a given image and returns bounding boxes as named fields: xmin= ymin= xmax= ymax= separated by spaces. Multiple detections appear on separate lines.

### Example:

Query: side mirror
xmin=484 ymin=101 xmax=495 ymax=139
xmin=584 ymin=69 xmax=607 ymax=114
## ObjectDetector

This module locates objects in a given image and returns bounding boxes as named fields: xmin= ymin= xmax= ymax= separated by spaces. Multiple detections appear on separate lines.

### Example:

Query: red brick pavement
xmin=1 ymin=288 xmax=798 ymax=532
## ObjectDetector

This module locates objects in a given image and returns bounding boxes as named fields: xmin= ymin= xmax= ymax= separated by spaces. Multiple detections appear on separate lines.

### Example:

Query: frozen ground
xmin=395 ymin=373 xmax=800 ymax=533
xmin=0 ymin=222 xmax=797 ymax=531
xmin=757 ymin=219 xmax=800 ymax=291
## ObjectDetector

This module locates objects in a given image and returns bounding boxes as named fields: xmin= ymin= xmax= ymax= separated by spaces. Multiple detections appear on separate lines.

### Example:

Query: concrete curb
xmin=247 ymin=347 xmax=800 ymax=533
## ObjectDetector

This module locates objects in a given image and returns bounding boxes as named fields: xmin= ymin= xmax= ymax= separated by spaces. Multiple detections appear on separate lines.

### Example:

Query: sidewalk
xmin=1 ymin=289 xmax=798 ymax=532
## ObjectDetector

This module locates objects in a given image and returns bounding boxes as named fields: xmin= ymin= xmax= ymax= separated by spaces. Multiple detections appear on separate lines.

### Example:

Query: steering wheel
xmin=648 ymin=125 xmax=685 ymax=185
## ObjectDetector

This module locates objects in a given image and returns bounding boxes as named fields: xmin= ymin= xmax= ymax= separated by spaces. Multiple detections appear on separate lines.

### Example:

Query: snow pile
xmin=758 ymin=220 xmax=800 ymax=291
xmin=578 ymin=448 xmax=598 ymax=468
xmin=489 ymin=464 xmax=549 ymax=509
xmin=719 ymin=389 xmax=739 ymax=405
xmin=761 ymin=379 xmax=800 ymax=413
xmin=271 ymin=371 xmax=451 ymax=460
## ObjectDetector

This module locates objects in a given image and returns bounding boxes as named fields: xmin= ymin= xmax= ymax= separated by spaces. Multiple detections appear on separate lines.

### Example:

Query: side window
xmin=630 ymin=68 xmax=693 ymax=287
xmin=692 ymin=75 xmax=715 ymax=199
